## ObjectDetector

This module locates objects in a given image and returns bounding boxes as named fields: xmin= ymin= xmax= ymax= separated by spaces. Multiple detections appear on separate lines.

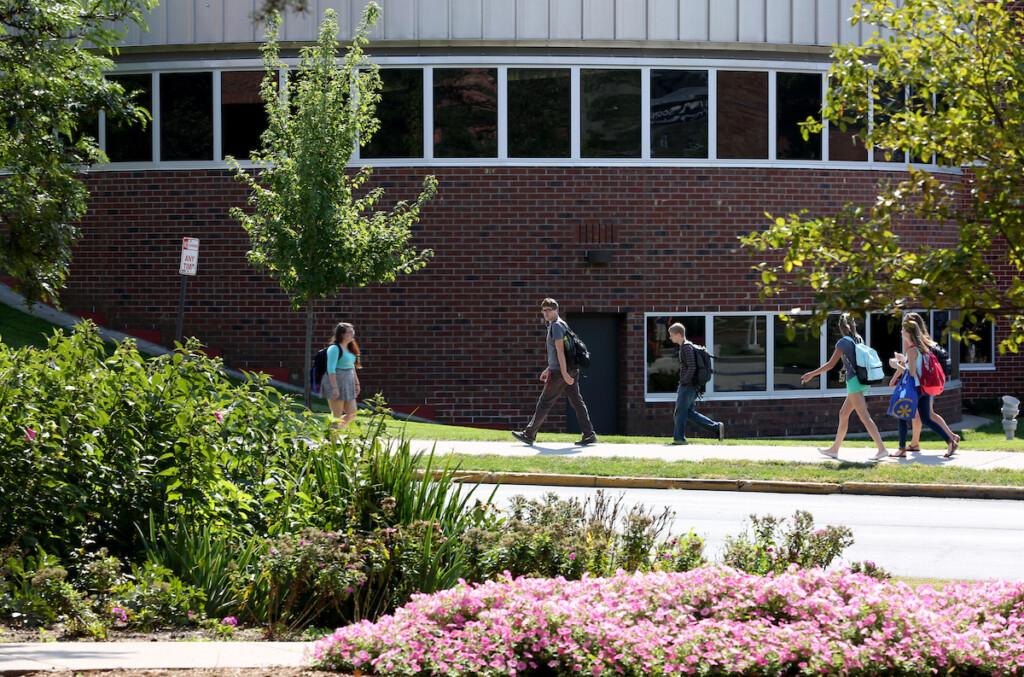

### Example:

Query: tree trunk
xmin=304 ymin=302 xmax=313 ymax=409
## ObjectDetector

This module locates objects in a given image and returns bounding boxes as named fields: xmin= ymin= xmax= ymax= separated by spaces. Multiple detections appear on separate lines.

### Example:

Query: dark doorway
xmin=565 ymin=313 xmax=621 ymax=435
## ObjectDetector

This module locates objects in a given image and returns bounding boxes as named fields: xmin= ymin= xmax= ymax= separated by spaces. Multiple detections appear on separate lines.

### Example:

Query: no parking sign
xmin=179 ymin=237 xmax=200 ymax=275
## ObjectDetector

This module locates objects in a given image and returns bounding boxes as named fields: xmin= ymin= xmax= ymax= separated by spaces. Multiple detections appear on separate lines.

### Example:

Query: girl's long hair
xmin=903 ymin=320 xmax=929 ymax=356
xmin=904 ymin=312 xmax=936 ymax=347
xmin=330 ymin=322 xmax=362 ymax=369
xmin=837 ymin=313 xmax=862 ymax=341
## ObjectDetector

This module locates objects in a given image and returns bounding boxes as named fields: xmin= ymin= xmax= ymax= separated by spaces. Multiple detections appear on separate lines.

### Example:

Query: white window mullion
xmin=821 ymin=73 xmax=830 ymax=163
xmin=706 ymin=314 xmax=715 ymax=393
xmin=570 ymin=67 xmax=581 ymax=160
xmin=640 ymin=67 xmax=651 ymax=160
xmin=212 ymin=70 xmax=222 ymax=161
xmin=497 ymin=66 xmax=508 ymax=160
xmin=820 ymin=319 xmax=829 ymax=391
xmin=98 ymin=110 xmax=106 ymax=154
xmin=151 ymin=72 xmax=161 ymax=163
xmin=768 ymin=72 xmax=777 ymax=160
xmin=707 ymin=69 xmax=717 ymax=161
xmin=765 ymin=313 xmax=775 ymax=393
xmin=423 ymin=66 xmax=433 ymax=160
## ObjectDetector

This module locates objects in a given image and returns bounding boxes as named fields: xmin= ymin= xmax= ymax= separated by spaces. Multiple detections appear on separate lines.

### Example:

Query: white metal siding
xmin=120 ymin=0 xmax=870 ymax=47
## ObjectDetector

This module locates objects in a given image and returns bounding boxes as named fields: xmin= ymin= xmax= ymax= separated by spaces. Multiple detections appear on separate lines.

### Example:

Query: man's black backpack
xmin=561 ymin=326 xmax=591 ymax=369
xmin=310 ymin=347 xmax=329 ymax=393
xmin=690 ymin=343 xmax=714 ymax=389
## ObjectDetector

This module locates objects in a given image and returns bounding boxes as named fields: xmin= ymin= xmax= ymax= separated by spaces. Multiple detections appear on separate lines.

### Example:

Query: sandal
xmin=942 ymin=438 xmax=959 ymax=458
xmin=907 ymin=444 xmax=921 ymax=452
xmin=818 ymin=448 xmax=839 ymax=460
xmin=889 ymin=448 xmax=908 ymax=458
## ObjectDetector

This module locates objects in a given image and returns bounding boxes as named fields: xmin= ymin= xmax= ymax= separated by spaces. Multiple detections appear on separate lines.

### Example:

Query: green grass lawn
xmin=0 ymin=304 xmax=65 ymax=350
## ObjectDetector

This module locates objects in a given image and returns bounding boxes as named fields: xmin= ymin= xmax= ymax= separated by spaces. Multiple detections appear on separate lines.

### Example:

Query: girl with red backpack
xmin=899 ymin=312 xmax=958 ymax=454
xmin=889 ymin=320 xmax=957 ymax=458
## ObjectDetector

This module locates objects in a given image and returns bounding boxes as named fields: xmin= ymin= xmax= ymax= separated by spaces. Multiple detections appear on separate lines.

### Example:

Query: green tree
xmin=229 ymin=4 xmax=437 ymax=407
xmin=742 ymin=0 xmax=1024 ymax=352
xmin=0 ymin=0 xmax=155 ymax=305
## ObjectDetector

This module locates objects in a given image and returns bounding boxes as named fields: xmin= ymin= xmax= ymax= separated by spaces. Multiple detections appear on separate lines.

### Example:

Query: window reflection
xmin=509 ymin=68 xmax=571 ymax=158
xmin=960 ymin=318 xmax=993 ymax=365
xmin=363 ymin=68 xmax=423 ymax=159
xmin=776 ymin=72 xmax=822 ymax=161
xmin=717 ymin=71 xmax=768 ymax=159
xmin=581 ymin=69 xmax=641 ymax=158
xmin=651 ymin=70 xmax=708 ymax=158
xmin=160 ymin=72 xmax=213 ymax=161
xmin=433 ymin=68 xmax=497 ymax=158
xmin=106 ymin=73 xmax=152 ymax=162
xmin=773 ymin=317 xmax=820 ymax=389
xmin=646 ymin=316 xmax=705 ymax=394
xmin=869 ymin=313 xmax=903 ymax=376
xmin=713 ymin=316 xmax=766 ymax=392
xmin=221 ymin=71 xmax=268 ymax=161
xmin=872 ymin=81 xmax=906 ymax=163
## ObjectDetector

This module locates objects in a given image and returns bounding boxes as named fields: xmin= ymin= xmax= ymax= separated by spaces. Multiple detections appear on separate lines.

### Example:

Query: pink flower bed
xmin=310 ymin=566 xmax=1024 ymax=676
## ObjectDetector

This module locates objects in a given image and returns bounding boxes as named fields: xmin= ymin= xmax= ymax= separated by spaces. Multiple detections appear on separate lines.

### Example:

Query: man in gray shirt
xmin=512 ymin=298 xmax=597 ymax=446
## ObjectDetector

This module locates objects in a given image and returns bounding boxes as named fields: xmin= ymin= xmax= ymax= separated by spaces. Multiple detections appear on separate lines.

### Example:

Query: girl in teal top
xmin=320 ymin=322 xmax=361 ymax=436
xmin=800 ymin=314 xmax=890 ymax=462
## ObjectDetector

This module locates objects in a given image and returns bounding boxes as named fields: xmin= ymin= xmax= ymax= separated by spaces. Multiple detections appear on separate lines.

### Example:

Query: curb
xmin=428 ymin=470 xmax=1024 ymax=501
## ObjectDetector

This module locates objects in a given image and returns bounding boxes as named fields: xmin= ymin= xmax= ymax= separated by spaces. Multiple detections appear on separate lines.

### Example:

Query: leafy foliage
xmin=0 ymin=322 xmax=321 ymax=559
xmin=742 ymin=0 xmax=1024 ymax=351
xmin=229 ymin=4 xmax=437 ymax=405
xmin=0 ymin=0 xmax=155 ymax=304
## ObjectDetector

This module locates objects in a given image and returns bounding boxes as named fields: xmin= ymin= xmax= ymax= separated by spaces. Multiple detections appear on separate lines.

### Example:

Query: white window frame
xmin=92 ymin=57 xmax=959 ymax=176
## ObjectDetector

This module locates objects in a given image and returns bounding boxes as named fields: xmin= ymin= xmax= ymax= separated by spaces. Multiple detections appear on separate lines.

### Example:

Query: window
xmin=960 ymin=318 xmax=994 ymax=367
xmin=773 ymin=316 xmax=820 ymax=389
xmin=508 ymin=69 xmax=571 ymax=158
xmin=826 ymin=76 xmax=868 ymax=162
xmin=717 ymin=71 xmax=768 ymax=159
xmin=651 ymin=69 xmax=708 ymax=158
xmin=433 ymin=68 xmax=497 ymax=158
xmin=581 ymin=69 xmax=641 ymax=158
xmin=646 ymin=316 xmax=705 ymax=394
xmin=106 ymin=73 xmax=152 ymax=162
xmin=221 ymin=71 xmax=268 ymax=161
xmin=825 ymin=314 xmax=846 ymax=389
xmin=160 ymin=72 xmax=213 ymax=161
xmin=929 ymin=311 xmax=957 ymax=379
xmin=713 ymin=316 xmax=766 ymax=392
xmin=872 ymin=81 xmax=906 ymax=163
xmin=362 ymin=68 xmax=423 ymax=159
xmin=776 ymin=72 xmax=822 ymax=161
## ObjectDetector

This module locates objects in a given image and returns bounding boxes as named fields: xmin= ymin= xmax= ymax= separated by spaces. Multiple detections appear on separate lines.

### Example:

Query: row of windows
xmin=95 ymin=65 xmax=932 ymax=166
xmin=645 ymin=312 xmax=993 ymax=400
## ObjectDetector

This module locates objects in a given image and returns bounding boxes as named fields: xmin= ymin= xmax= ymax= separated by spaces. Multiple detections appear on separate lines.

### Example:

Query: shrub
xmin=720 ymin=510 xmax=855 ymax=576
xmin=0 ymin=323 xmax=322 ymax=559
xmin=311 ymin=567 xmax=1024 ymax=676
xmin=460 ymin=491 xmax=697 ymax=582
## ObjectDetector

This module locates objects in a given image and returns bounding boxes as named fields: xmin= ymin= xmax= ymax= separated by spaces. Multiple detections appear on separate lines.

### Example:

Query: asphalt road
xmin=477 ymin=484 xmax=1024 ymax=581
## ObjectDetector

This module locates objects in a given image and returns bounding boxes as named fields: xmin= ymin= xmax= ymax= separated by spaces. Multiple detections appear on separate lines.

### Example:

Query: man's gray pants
xmin=525 ymin=369 xmax=596 ymax=438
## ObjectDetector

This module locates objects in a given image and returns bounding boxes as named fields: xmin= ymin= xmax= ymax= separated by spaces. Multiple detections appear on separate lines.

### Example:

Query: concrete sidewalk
xmin=0 ymin=641 xmax=310 ymax=675
xmin=407 ymin=416 xmax=1024 ymax=500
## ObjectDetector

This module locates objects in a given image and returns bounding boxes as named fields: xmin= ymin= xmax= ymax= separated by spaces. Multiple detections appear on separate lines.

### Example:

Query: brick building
xmin=61 ymin=0 xmax=1022 ymax=437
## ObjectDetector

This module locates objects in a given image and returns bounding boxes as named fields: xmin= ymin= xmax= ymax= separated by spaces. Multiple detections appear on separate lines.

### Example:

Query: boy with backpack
xmin=511 ymin=298 xmax=598 ymax=446
xmin=668 ymin=323 xmax=724 ymax=445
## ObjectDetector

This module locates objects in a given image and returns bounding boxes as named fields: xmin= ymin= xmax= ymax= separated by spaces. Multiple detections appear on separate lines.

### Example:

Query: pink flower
xmin=214 ymin=411 xmax=224 ymax=423
xmin=222 ymin=616 xmax=237 ymax=627
xmin=24 ymin=427 xmax=36 ymax=442
xmin=569 ymin=553 xmax=577 ymax=561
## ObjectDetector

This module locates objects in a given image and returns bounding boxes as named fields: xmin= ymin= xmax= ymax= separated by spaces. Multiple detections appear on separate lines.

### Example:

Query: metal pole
xmin=175 ymin=274 xmax=187 ymax=346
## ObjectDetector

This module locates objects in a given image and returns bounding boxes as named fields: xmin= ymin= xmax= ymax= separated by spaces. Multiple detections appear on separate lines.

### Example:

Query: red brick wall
xmin=64 ymin=165 xmax=1015 ymax=436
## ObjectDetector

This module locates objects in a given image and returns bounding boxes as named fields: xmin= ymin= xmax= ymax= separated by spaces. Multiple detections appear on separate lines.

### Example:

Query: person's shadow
xmin=534 ymin=444 xmax=588 ymax=456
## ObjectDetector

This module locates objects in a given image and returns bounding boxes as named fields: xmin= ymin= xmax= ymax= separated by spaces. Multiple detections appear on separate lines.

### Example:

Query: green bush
xmin=0 ymin=323 xmax=321 ymax=558
xmin=720 ymin=510 xmax=857 ymax=575
xmin=461 ymin=491 xmax=702 ymax=581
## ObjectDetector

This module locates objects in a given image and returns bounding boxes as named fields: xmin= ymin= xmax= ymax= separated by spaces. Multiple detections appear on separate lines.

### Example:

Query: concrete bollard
xmin=1001 ymin=395 xmax=1020 ymax=440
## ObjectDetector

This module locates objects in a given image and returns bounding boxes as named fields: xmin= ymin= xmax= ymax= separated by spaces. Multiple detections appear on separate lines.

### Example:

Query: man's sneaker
xmin=511 ymin=430 xmax=535 ymax=445
xmin=717 ymin=422 xmax=725 ymax=442
xmin=577 ymin=432 xmax=598 ymax=446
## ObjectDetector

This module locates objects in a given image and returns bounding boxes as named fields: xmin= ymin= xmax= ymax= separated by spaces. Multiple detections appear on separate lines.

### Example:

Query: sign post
xmin=175 ymin=238 xmax=199 ymax=345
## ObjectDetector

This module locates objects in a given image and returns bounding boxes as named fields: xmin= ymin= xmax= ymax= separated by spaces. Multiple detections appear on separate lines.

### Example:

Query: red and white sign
xmin=179 ymin=237 xmax=200 ymax=276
